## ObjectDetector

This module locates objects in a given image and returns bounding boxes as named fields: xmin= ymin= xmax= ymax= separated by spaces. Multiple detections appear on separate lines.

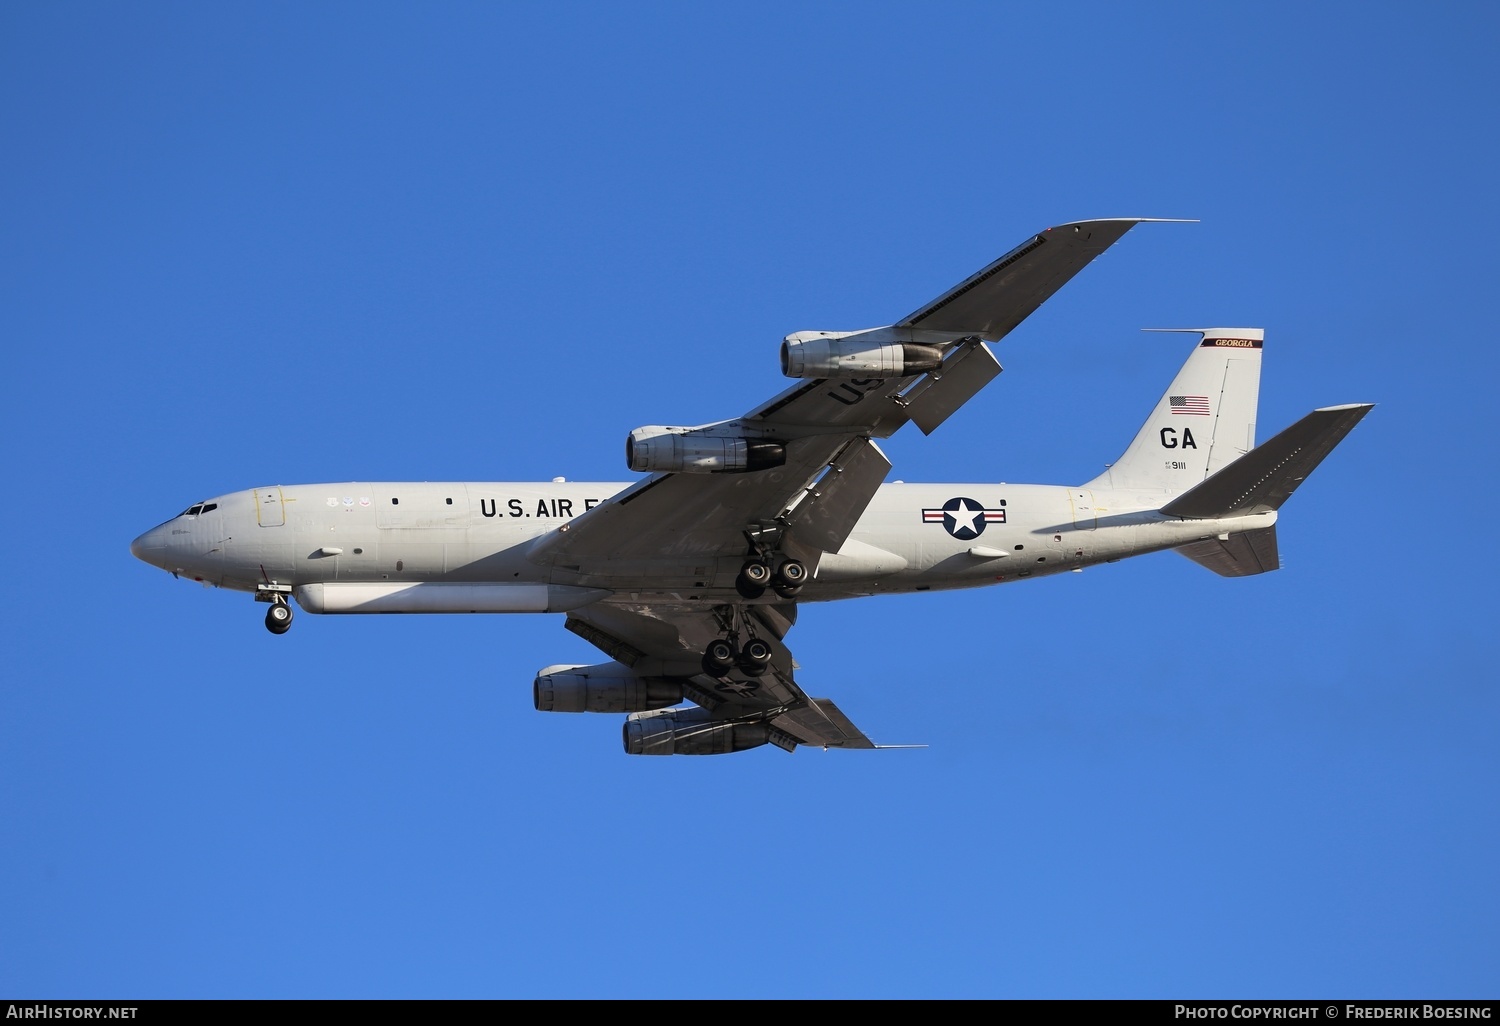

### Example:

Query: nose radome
xmin=130 ymin=526 xmax=164 ymax=567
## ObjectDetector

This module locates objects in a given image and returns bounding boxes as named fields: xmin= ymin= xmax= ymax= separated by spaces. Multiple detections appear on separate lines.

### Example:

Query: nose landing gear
xmin=264 ymin=597 xmax=293 ymax=635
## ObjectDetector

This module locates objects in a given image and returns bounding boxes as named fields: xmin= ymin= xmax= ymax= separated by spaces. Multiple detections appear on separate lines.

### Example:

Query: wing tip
xmin=1047 ymin=217 xmax=1199 ymax=230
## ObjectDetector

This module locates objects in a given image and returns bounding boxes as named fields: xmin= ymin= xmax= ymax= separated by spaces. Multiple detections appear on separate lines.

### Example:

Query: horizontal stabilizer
xmin=1161 ymin=404 xmax=1373 ymax=519
xmin=1175 ymin=526 xmax=1280 ymax=577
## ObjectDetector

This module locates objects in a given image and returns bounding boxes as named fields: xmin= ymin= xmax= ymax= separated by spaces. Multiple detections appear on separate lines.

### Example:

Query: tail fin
xmin=1086 ymin=329 xmax=1263 ymax=495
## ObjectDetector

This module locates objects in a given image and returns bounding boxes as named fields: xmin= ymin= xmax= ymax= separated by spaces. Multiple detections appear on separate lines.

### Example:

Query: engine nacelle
xmin=626 ymin=426 xmax=785 ymax=474
xmin=623 ymin=707 xmax=771 ymax=756
xmin=780 ymin=339 xmax=943 ymax=379
xmin=534 ymin=661 xmax=684 ymax=714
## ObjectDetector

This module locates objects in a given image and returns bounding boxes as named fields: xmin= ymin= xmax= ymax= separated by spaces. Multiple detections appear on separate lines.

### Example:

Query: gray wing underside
xmin=742 ymin=218 xmax=1150 ymax=428
xmin=531 ymin=433 xmax=890 ymax=569
xmin=566 ymin=601 xmax=876 ymax=749
xmin=532 ymin=218 xmax=1152 ymax=571
xmin=897 ymin=218 xmax=1148 ymax=341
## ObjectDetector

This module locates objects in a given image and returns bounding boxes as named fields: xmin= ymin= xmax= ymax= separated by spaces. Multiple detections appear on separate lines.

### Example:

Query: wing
xmin=566 ymin=601 xmax=878 ymax=752
xmin=895 ymin=218 xmax=1152 ymax=341
xmin=529 ymin=218 xmax=1157 ymax=752
xmin=529 ymin=218 xmax=1153 ymax=575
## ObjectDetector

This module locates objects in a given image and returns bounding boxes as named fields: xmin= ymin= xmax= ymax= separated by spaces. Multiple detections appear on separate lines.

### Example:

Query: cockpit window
xmin=178 ymin=502 xmax=217 ymax=517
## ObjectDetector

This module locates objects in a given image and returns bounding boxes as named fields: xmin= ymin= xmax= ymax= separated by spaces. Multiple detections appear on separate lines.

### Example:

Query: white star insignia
xmin=948 ymin=500 xmax=984 ymax=535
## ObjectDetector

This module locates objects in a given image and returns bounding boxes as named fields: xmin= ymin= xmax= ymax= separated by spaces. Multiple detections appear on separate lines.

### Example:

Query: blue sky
xmin=2 ymin=2 xmax=1496 ymax=998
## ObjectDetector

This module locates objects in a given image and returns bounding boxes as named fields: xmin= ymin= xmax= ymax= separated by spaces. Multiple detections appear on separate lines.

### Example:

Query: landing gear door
xmin=254 ymin=487 xmax=286 ymax=527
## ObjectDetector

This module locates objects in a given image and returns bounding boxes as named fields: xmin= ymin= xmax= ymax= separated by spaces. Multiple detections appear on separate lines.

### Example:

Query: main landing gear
xmin=701 ymin=636 xmax=774 ymax=678
xmin=735 ymin=521 xmax=808 ymax=600
xmin=735 ymin=556 xmax=807 ymax=600
xmin=704 ymin=524 xmax=804 ymax=679
xmin=700 ymin=606 xmax=775 ymax=679
xmin=264 ymin=596 xmax=293 ymax=635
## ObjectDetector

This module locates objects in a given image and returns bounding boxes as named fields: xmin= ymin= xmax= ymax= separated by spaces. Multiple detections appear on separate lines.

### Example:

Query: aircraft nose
xmin=130 ymin=525 xmax=167 ymax=567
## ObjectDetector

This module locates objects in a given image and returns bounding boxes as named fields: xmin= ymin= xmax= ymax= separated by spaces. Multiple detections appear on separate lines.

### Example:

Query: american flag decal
xmin=1169 ymin=395 xmax=1210 ymax=416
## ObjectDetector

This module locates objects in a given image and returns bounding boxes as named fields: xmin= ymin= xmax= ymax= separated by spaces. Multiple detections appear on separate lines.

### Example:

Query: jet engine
xmin=626 ymin=426 xmax=785 ymax=474
xmin=780 ymin=338 xmax=943 ymax=379
xmin=623 ymin=707 xmax=770 ymax=756
xmin=534 ymin=661 xmax=684 ymax=714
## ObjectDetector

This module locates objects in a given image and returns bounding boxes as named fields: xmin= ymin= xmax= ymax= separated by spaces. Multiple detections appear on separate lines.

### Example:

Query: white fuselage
xmin=130 ymin=480 xmax=1274 ymax=611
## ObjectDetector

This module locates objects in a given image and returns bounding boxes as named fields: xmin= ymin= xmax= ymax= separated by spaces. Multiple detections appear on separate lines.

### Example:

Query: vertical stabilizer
xmin=1086 ymin=329 xmax=1263 ymax=495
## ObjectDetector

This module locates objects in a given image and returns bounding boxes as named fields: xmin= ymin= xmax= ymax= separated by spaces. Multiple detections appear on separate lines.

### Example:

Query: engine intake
xmin=626 ymin=427 xmax=785 ymax=474
xmin=780 ymin=339 xmax=943 ymax=379
xmin=534 ymin=662 xmax=684 ymax=713
xmin=623 ymin=707 xmax=771 ymax=756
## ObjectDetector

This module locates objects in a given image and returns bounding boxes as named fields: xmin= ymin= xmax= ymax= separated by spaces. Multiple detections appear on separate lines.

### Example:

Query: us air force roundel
xmin=921 ymin=496 xmax=1007 ymax=540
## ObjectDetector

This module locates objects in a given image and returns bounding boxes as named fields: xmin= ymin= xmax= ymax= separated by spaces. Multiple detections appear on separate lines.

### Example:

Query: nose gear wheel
xmin=265 ymin=598 xmax=293 ymax=635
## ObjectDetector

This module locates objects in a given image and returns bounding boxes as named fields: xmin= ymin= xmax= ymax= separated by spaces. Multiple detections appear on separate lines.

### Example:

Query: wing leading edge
xmin=898 ymin=218 xmax=1173 ymax=341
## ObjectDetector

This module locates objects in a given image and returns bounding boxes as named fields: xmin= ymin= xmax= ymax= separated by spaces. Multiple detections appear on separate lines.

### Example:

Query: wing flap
xmin=771 ymin=698 xmax=877 ymax=750
xmin=783 ymin=437 xmax=893 ymax=554
xmin=902 ymin=339 xmax=1004 ymax=435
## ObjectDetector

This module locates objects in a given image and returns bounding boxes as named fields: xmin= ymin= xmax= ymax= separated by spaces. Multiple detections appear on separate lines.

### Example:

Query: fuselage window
xmin=391 ymin=497 xmax=399 ymax=505
xmin=445 ymin=497 xmax=452 ymax=505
